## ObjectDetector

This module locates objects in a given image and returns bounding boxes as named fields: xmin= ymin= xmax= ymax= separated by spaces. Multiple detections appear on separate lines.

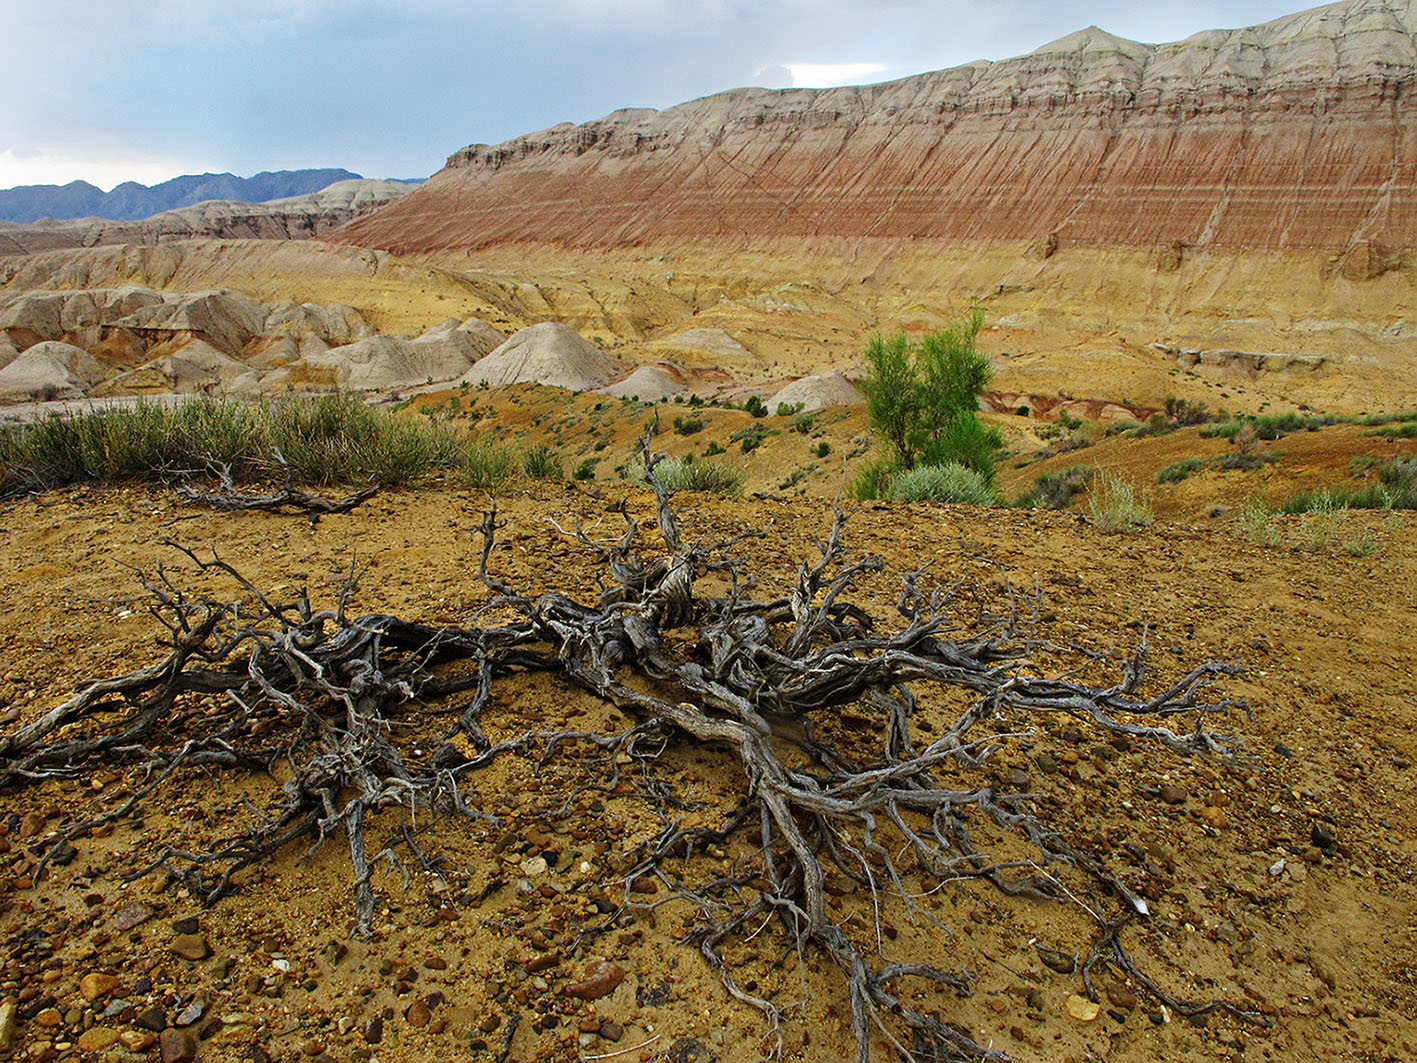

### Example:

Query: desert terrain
xmin=1 ymin=1 xmax=1416 ymax=1061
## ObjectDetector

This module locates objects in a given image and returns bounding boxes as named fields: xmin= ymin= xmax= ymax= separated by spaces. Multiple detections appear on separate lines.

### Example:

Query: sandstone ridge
xmin=338 ymin=0 xmax=1417 ymax=254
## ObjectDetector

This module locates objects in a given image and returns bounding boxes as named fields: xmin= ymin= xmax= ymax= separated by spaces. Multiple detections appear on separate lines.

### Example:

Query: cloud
xmin=781 ymin=62 xmax=891 ymax=88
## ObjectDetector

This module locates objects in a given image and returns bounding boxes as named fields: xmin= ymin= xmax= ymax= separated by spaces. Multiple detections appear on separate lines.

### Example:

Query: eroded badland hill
xmin=0 ymin=2 xmax=1415 ymax=1063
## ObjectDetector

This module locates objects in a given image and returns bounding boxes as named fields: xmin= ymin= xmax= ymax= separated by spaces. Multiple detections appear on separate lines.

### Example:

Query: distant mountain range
xmin=0 ymin=169 xmax=421 ymax=224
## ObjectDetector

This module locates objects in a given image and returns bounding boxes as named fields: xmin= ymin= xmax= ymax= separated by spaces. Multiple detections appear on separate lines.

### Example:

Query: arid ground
xmin=0 ymin=454 xmax=1413 ymax=1062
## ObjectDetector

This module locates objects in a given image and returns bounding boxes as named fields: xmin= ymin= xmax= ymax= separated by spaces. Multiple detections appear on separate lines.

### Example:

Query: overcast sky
xmin=4 ymin=0 xmax=1313 ymax=191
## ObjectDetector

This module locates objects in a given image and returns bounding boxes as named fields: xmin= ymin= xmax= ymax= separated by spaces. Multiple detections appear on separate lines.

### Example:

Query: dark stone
xmin=136 ymin=1005 xmax=169 ymax=1032
xmin=363 ymin=1016 xmax=383 ymax=1044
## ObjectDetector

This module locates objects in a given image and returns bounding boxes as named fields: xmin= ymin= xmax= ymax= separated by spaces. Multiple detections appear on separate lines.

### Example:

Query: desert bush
xmin=891 ymin=463 xmax=996 ymax=506
xmin=1158 ymin=457 xmax=1206 ymax=483
xmin=632 ymin=455 xmax=743 ymax=496
xmin=1088 ymin=471 xmax=1153 ymax=532
xmin=462 ymin=441 xmax=516 ymax=491
xmin=730 ymin=423 xmax=775 ymax=453
xmin=0 ymin=396 xmax=460 ymax=497
xmin=573 ymin=457 xmax=597 ymax=482
xmin=672 ymin=415 xmax=706 ymax=436
xmin=522 ymin=443 xmax=563 ymax=480
xmin=776 ymin=401 xmax=804 ymax=417
xmin=814 ymin=440 xmax=832 ymax=458
xmin=1014 ymin=465 xmax=1093 ymax=508
xmin=703 ymin=440 xmax=726 ymax=456
xmin=1237 ymin=499 xmax=1282 ymax=548
xmin=743 ymin=395 xmax=769 ymax=418
xmin=848 ymin=459 xmax=898 ymax=501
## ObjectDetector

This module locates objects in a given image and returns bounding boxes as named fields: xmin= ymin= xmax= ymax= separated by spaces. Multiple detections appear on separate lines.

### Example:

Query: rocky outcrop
xmin=338 ymin=0 xmax=1417 ymax=255
xmin=0 ymin=180 xmax=415 ymax=256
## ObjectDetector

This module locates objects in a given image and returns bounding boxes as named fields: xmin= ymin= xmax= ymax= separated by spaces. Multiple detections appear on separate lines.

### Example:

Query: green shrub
xmin=848 ymin=459 xmax=898 ymax=501
xmin=1281 ymin=484 xmax=1395 ymax=513
xmin=730 ymin=423 xmax=775 ymax=453
xmin=462 ymin=441 xmax=516 ymax=491
xmin=814 ymin=440 xmax=832 ymax=458
xmin=776 ymin=401 xmax=804 ymax=417
xmin=703 ymin=441 xmax=726 ymax=457
xmin=673 ymin=415 xmax=706 ymax=436
xmin=1158 ymin=457 xmax=1206 ymax=483
xmin=790 ymin=412 xmax=818 ymax=435
xmin=573 ymin=457 xmax=597 ymax=482
xmin=1088 ymin=471 xmax=1153 ymax=532
xmin=891 ymin=463 xmax=996 ymax=506
xmin=522 ymin=443 xmax=563 ymax=480
xmin=743 ymin=396 xmax=768 ymax=418
xmin=1237 ymin=499 xmax=1282 ymax=548
xmin=919 ymin=412 xmax=1003 ymax=484
xmin=642 ymin=457 xmax=744 ymax=496
xmin=1015 ymin=465 xmax=1093 ymax=508
xmin=0 ymin=395 xmax=460 ymax=497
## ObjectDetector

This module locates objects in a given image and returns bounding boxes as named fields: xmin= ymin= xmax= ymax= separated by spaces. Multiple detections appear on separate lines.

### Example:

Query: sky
xmin=3 ymin=0 xmax=1315 ymax=191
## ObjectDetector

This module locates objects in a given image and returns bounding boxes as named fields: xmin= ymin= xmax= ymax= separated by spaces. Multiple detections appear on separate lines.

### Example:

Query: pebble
xmin=1311 ymin=823 xmax=1336 ymax=851
xmin=1035 ymin=753 xmax=1059 ymax=774
xmin=76 ymin=1027 xmax=120 ymax=1051
xmin=599 ymin=1021 xmax=624 ymax=1042
xmin=363 ymin=1016 xmax=383 ymax=1044
xmin=1159 ymin=784 xmax=1188 ymax=805
xmin=406 ymin=1000 xmax=431 ymax=1027
xmin=1066 ymin=995 xmax=1101 ymax=1021
xmin=1004 ymin=767 xmax=1031 ymax=789
xmin=1105 ymin=984 xmax=1137 ymax=1010
xmin=564 ymin=961 xmax=627 ymax=1001
xmin=34 ymin=1007 xmax=62 ymax=1028
xmin=135 ymin=1005 xmax=169 ymax=1032
xmin=171 ymin=934 xmax=210 ymax=961
xmin=0 ymin=1000 xmax=15 ymax=1053
xmin=1037 ymin=947 xmax=1075 ymax=975
xmin=158 ymin=1027 xmax=196 ymax=1063
xmin=175 ymin=1000 xmax=205 ymax=1026
xmin=79 ymin=973 xmax=120 ymax=1001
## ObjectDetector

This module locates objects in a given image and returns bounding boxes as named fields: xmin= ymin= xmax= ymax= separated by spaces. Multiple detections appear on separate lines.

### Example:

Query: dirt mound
xmin=460 ymin=322 xmax=618 ymax=390
xmin=599 ymin=362 xmax=685 ymax=401
xmin=772 ymin=370 xmax=863 ymax=411
xmin=0 ymin=340 xmax=106 ymax=402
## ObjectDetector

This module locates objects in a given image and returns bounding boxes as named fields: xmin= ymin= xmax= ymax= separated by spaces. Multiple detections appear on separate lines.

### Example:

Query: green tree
xmin=859 ymin=309 xmax=1000 ymax=479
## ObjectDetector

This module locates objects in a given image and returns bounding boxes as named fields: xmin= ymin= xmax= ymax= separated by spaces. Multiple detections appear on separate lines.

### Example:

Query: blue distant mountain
xmin=0 ymin=169 xmax=419 ymax=223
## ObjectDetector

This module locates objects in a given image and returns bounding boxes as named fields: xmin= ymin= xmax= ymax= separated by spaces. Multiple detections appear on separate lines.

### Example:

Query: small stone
xmin=0 ymin=999 xmax=16 ymax=1053
xmin=363 ymin=1016 xmax=383 ymax=1044
xmin=50 ymin=841 xmax=78 ymax=865
xmin=171 ymin=934 xmax=210 ymax=961
xmin=1037 ymin=946 xmax=1076 ymax=974
xmin=1035 ymin=753 xmax=1059 ymax=774
xmin=1159 ymin=784 xmax=1188 ymax=805
xmin=423 ymin=956 xmax=447 ymax=971
xmin=478 ymin=1014 xmax=501 ymax=1034
xmin=1066 ymin=995 xmax=1101 ymax=1022
xmin=35 ymin=1007 xmax=63 ymax=1028
xmin=302 ymin=1040 xmax=325 ymax=1056
xmin=1311 ymin=822 xmax=1336 ymax=851
xmin=79 ymin=973 xmax=121 ymax=1001
xmin=159 ymin=1027 xmax=196 ymax=1063
xmin=1105 ymin=984 xmax=1137 ymax=1010
xmin=1004 ymin=767 xmax=1031 ymax=789
xmin=519 ymin=856 xmax=548 ymax=876
xmin=406 ymin=1000 xmax=431 ymax=1027
xmin=120 ymin=1031 xmax=157 ymax=1051
xmin=539 ymin=1013 xmax=559 ymax=1031
xmin=175 ymin=1000 xmax=205 ymax=1026
xmin=599 ymin=1020 xmax=624 ymax=1042
xmin=564 ymin=961 xmax=627 ymax=1001
xmin=135 ymin=1005 xmax=168 ymax=1031
xmin=17 ymin=813 xmax=47 ymax=837
xmin=526 ymin=952 xmax=560 ymax=974
xmin=1200 ymin=806 xmax=1227 ymax=828
xmin=76 ymin=1027 xmax=120 ymax=1051
xmin=629 ymin=877 xmax=659 ymax=895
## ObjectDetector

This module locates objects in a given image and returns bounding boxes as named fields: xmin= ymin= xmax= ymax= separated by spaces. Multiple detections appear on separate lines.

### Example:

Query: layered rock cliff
xmin=338 ymin=0 xmax=1417 ymax=255
xmin=0 ymin=180 xmax=415 ymax=257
